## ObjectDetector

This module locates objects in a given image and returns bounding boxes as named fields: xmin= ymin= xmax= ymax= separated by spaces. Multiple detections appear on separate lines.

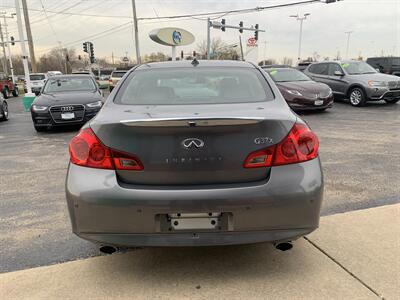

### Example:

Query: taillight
xmin=244 ymin=123 xmax=319 ymax=168
xmin=69 ymin=128 xmax=143 ymax=170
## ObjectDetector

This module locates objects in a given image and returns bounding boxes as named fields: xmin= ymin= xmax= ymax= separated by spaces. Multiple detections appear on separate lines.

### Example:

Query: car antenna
xmin=191 ymin=57 xmax=199 ymax=67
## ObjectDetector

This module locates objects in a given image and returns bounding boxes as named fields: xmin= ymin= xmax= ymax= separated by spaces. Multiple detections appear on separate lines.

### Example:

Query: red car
xmin=263 ymin=67 xmax=333 ymax=111
xmin=0 ymin=73 xmax=19 ymax=99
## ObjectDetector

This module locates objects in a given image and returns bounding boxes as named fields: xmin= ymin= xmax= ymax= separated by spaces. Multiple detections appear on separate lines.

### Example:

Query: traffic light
xmin=10 ymin=36 xmax=15 ymax=46
xmin=221 ymin=19 xmax=226 ymax=32
xmin=83 ymin=42 xmax=88 ymax=53
xmin=254 ymin=24 xmax=259 ymax=41
xmin=239 ymin=21 xmax=243 ymax=33
xmin=89 ymin=42 xmax=95 ymax=64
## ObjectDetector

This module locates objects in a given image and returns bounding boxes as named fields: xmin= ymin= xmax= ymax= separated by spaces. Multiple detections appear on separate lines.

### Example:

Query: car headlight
xmin=287 ymin=90 xmax=303 ymax=96
xmin=86 ymin=101 xmax=103 ymax=108
xmin=368 ymin=81 xmax=388 ymax=87
xmin=32 ymin=105 xmax=48 ymax=111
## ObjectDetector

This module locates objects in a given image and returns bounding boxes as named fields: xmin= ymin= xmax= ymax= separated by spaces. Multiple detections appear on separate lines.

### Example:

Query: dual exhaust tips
xmin=99 ymin=241 xmax=293 ymax=255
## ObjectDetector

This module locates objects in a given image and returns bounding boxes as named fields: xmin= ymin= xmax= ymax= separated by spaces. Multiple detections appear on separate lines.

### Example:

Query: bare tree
xmin=143 ymin=52 xmax=167 ymax=62
xmin=282 ymin=57 xmax=293 ymax=66
xmin=197 ymin=38 xmax=238 ymax=60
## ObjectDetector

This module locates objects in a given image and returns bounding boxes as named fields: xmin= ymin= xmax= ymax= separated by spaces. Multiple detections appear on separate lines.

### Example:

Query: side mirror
xmin=375 ymin=68 xmax=381 ymax=73
xmin=334 ymin=70 xmax=344 ymax=76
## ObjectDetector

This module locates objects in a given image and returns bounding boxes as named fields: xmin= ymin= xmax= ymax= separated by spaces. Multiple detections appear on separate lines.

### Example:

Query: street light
xmin=290 ymin=13 xmax=310 ymax=61
xmin=345 ymin=31 xmax=353 ymax=59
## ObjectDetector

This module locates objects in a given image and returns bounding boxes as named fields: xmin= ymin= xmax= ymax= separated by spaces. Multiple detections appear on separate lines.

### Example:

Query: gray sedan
xmin=304 ymin=60 xmax=400 ymax=106
xmin=66 ymin=60 xmax=323 ymax=251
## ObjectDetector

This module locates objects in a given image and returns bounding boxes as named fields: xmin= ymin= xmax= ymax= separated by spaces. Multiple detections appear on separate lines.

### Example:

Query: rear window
xmin=112 ymin=72 xmax=126 ymax=78
xmin=30 ymin=74 xmax=45 ymax=81
xmin=114 ymin=67 xmax=273 ymax=105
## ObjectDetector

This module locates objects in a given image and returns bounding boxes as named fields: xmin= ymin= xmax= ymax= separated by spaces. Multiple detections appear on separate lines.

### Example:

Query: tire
xmin=2 ymin=87 xmax=10 ymax=99
xmin=0 ymin=101 xmax=9 ymax=121
xmin=348 ymin=87 xmax=367 ymax=107
xmin=34 ymin=125 xmax=46 ymax=132
xmin=12 ymin=87 xmax=19 ymax=97
xmin=384 ymin=98 xmax=399 ymax=104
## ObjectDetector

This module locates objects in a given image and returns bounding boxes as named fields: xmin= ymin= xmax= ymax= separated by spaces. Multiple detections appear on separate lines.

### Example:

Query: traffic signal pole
xmin=207 ymin=19 xmax=265 ymax=60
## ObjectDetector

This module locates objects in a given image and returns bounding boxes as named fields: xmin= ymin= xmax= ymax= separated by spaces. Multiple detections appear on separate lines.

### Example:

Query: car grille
xmin=388 ymin=81 xmax=400 ymax=90
xmin=49 ymin=104 xmax=85 ymax=123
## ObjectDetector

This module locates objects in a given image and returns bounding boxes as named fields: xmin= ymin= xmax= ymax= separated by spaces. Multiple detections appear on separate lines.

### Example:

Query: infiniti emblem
xmin=61 ymin=106 xmax=74 ymax=111
xmin=182 ymin=138 xmax=204 ymax=149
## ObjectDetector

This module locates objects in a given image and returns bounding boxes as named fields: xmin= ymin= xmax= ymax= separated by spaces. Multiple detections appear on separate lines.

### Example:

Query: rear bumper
xmin=65 ymin=158 xmax=324 ymax=247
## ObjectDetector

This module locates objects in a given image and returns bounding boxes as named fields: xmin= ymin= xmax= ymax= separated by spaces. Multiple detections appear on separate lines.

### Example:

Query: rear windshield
xmin=43 ymin=77 xmax=96 ymax=93
xmin=112 ymin=72 xmax=127 ymax=78
xmin=114 ymin=67 xmax=273 ymax=105
xmin=30 ymin=74 xmax=45 ymax=81
xmin=267 ymin=68 xmax=311 ymax=82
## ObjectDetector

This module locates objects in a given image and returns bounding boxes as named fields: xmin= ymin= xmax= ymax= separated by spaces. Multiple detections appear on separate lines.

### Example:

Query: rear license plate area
xmin=158 ymin=212 xmax=232 ymax=232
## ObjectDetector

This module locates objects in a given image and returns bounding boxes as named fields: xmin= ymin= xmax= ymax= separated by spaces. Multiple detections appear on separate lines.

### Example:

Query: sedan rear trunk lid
xmin=91 ymin=102 xmax=295 ymax=185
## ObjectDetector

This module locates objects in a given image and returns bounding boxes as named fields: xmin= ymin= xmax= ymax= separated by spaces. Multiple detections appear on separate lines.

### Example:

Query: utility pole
xmin=15 ymin=0 xmax=31 ymax=94
xmin=131 ymin=0 xmax=141 ymax=64
xmin=0 ymin=20 xmax=8 ymax=75
xmin=21 ymin=0 xmax=37 ymax=72
xmin=345 ymin=31 xmax=353 ymax=59
xmin=1 ymin=14 xmax=15 ymax=83
xmin=206 ymin=17 xmax=211 ymax=59
xmin=290 ymin=13 xmax=310 ymax=61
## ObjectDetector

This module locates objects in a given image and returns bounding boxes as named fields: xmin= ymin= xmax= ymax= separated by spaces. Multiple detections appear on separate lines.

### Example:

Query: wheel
xmin=12 ymin=87 xmax=19 ymax=97
xmin=349 ymin=87 xmax=366 ymax=107
xmin=0 ymin=101 xmax=9 ymax=121
xmin=34 ymin=125 xmax=47 ymax=132
xmin=384 ymin=98 xmax=399 ymax=104
xmin=2 ymin=87 xmax=10 ymax=99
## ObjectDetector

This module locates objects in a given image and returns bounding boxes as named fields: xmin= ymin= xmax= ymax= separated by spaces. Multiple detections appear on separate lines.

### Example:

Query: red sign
xmin=247 ymin=37 xmax=257 ymax=47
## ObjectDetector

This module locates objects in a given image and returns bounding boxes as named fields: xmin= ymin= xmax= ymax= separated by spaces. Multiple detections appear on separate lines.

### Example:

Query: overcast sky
xmin=1 ymin=0 xmax=399 ymax=63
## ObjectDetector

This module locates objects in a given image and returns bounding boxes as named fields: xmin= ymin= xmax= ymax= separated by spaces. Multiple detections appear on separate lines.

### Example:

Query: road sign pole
xmin=171 ymin=45 xmax=176 ymax=61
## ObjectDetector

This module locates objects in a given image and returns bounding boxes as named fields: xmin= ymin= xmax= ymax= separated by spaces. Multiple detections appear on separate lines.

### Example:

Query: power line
xmin=0 ymin=1 xmax=329 ymax=21
xmin=36 ymin=21 xmax=133 ymax=53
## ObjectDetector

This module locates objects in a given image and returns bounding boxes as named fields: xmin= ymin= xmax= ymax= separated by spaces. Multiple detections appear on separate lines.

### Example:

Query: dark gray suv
xmin=304 ymin=61 xmax=400 ymax=106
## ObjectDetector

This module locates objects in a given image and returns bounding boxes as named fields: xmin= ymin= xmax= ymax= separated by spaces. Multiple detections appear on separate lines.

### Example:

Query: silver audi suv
xmin=66 ymin=60 xmax=323 ymax=250
xmin=304 ymin=60 xmax=400 ymax=106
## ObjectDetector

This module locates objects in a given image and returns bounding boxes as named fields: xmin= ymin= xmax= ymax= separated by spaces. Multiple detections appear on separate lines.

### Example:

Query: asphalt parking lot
xmin=0 ymin=96 xmax=399 ymax=274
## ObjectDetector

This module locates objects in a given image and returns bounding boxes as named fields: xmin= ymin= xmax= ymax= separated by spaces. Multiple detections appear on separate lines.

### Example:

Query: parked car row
xmin=261 ymin=59 xmax=400 ymax=109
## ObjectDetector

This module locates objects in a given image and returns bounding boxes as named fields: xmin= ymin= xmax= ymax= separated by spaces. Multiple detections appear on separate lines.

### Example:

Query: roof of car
xmin=46 ymin=74 xmax=95 ymax=79
xmin=310 ymin=60 xmax=361 ymax=65
xmin=135 ymin=60 xmax=255 ymax=70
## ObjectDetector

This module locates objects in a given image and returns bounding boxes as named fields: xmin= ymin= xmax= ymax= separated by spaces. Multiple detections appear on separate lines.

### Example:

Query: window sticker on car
xmin=270 ymin=70 xmax=278 ymax=75
xmin=341 ymin=63 xmax=350 ymax=68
